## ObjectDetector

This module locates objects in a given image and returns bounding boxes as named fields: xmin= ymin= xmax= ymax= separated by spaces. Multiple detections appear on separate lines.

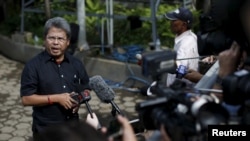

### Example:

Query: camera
xmin=222 ymin=69 xmax=250 ymax=105
xmin=141 ymin=50 xmax=187 ymax=80
xmin=137 ymin=51 xmax=250 ymax=141
xmin=141 ymin=50 xmax=177 ymax=79
xmin=135 ymin=80 xmax=229 ymax=141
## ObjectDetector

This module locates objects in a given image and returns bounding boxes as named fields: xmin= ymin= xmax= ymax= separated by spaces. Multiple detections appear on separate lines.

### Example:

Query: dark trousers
xmin=31 ymin=115 xmax=79 ymax=141
xmin=32 ymin=132 xmax=41 ymax=141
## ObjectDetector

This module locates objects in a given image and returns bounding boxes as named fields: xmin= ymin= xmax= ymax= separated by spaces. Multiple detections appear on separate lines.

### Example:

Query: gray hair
xmin=43 ymin=17 xmax=71 ymax=39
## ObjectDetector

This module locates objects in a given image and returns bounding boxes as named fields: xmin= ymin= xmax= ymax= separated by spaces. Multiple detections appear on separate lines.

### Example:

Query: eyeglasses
xmin=46 ymin=36 xmax=67 ymax=43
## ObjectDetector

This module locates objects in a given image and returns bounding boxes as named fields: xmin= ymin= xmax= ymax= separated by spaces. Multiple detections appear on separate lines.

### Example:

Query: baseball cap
xmin=165 ymin=7 xmax=193 ymax=24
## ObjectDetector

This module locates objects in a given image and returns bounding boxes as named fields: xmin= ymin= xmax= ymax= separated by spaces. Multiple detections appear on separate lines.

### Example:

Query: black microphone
xmin=72 ymin=86 xmax=94 ymax=118
xmin=89 ymin=75 xmax=123 ymax=116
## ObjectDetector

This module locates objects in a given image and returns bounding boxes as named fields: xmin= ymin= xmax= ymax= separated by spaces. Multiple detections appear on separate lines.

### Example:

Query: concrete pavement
xmin=0 ymin=54 xmax=148 ymax=141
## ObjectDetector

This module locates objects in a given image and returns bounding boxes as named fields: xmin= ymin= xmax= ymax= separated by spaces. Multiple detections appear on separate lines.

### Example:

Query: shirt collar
xmin=175 ymin=30 xmax=192 ymax=43
xmin=42 ymin=50 xmax=70 ymax=63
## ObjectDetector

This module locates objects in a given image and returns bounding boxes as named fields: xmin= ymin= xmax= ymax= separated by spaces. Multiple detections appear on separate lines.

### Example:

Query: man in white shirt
xmin=165 ymin=7 xmax=200 ymax=86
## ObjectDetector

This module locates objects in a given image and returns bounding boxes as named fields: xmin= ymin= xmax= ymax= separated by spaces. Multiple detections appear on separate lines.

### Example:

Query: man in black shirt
xmin=20 ymin=17 xmax=91 ymax=141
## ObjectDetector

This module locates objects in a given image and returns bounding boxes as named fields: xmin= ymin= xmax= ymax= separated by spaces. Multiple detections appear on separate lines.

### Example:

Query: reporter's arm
xmin=110 ymin=115 xmax=137 ymax=141
xmin=217 ymin=41 xmax=241 ymax=78
xmin=211 ymin=41 xmax=242 ymax=100
xmin=184 ymin=69 xmax=203 ymax=83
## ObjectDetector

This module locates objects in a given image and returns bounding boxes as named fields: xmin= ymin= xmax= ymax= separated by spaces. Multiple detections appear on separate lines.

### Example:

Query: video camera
xmin=136 ymin=79 xmax=229 ymax=141
xmin=136 ymin=51 xmax=250 ymax=141
xmin=141 ymin=50 xmax=188 ymax=80
xmin=222 ymin=69 xmax=250 ymax=105
xmin=141 ymin=50 xmax=177 ymax=79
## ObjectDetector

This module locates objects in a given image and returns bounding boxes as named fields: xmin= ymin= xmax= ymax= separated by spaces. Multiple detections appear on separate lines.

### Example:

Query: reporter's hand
xmin=202 ymin=55 xmax=216 ymax=64
xmin=115 ymin=115 xmax=137 ymax=141
xmin=218 ymin=41 xmax=242 ymax=78
xmin=184 ymin=69 xmax=203 ymax=83
xmin=160 ymin=124 xmax=172 ymax=141
xmin=86 ymin=113 xmax=101 ymax=130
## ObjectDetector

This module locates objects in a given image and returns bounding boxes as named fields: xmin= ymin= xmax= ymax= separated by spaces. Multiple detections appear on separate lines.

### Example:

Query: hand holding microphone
xmin=71 ymin=86 xmax=94 ymax=118
xmin=86 ymin=112 xmax=101 ymax=130
xmin=71 ymin=89 xmax=91 ymax=105
xmin=184 ymin=69 xmax=203 ymax=83
xmin=135 ymin=53 xmax=142 ymax=66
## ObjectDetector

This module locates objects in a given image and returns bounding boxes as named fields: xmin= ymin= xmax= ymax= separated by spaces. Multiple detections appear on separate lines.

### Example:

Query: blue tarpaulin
xmin=112 ymin=45 xmax=144 ymax=63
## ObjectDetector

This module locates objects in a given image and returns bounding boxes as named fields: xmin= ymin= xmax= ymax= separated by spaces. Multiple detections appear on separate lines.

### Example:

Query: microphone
xmin=135 ymin=53 xmax=142 ymax=65
xmin=72 ymin=86 xmax=94 ymax=118
xmin=89 ymin=75 xmax=123 ymax=116
xmin=135 ymin=53 xmax=142 ymax=60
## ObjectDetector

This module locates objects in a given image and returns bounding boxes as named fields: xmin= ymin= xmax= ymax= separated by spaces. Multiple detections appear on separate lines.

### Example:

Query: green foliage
xmin=154 ymin=4 xmax=179 ymax=48
xmin=110 ymin=3 xmax=201 ymax=48
xmin=0 ymin=1 xmax=201 ymax=49
xmin=85 ymin=0 xmax=106 ymax=45
xmin=112 ymin=3 xmax=179 ymax=48
xmin=23 ymin=13 xmax=46 ymax=38
xmin=0 ymin=14 xmax=20 ymax=36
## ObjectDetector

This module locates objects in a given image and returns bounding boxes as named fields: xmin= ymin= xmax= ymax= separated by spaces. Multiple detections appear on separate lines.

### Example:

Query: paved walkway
xmin=0 ymin=54 xmax=147 ymax=141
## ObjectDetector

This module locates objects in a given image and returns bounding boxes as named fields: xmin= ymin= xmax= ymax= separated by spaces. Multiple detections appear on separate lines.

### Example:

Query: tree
xmin=44 ymin=0 xmax=51 ymax=20
xmin=77 ymin=0 xmax=89 ymax=51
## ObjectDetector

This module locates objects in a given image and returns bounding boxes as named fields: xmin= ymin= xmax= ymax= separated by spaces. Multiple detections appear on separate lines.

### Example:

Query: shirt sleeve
xmin=20 ymin=62 xmax=38 ymax=97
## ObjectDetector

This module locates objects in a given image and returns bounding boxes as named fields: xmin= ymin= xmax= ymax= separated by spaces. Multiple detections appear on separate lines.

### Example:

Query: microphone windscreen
xmin=89 ymin=75 xmax=115 ymax=103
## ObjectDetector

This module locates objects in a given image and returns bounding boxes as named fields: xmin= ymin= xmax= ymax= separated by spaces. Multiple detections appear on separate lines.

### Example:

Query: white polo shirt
xmin=166 ymin=30 xmax=199 ymax=86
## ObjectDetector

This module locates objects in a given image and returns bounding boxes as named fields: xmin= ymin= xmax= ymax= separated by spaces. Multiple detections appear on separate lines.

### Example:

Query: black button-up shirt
xmin=20 ymin=51 xmax=90 ymax=132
